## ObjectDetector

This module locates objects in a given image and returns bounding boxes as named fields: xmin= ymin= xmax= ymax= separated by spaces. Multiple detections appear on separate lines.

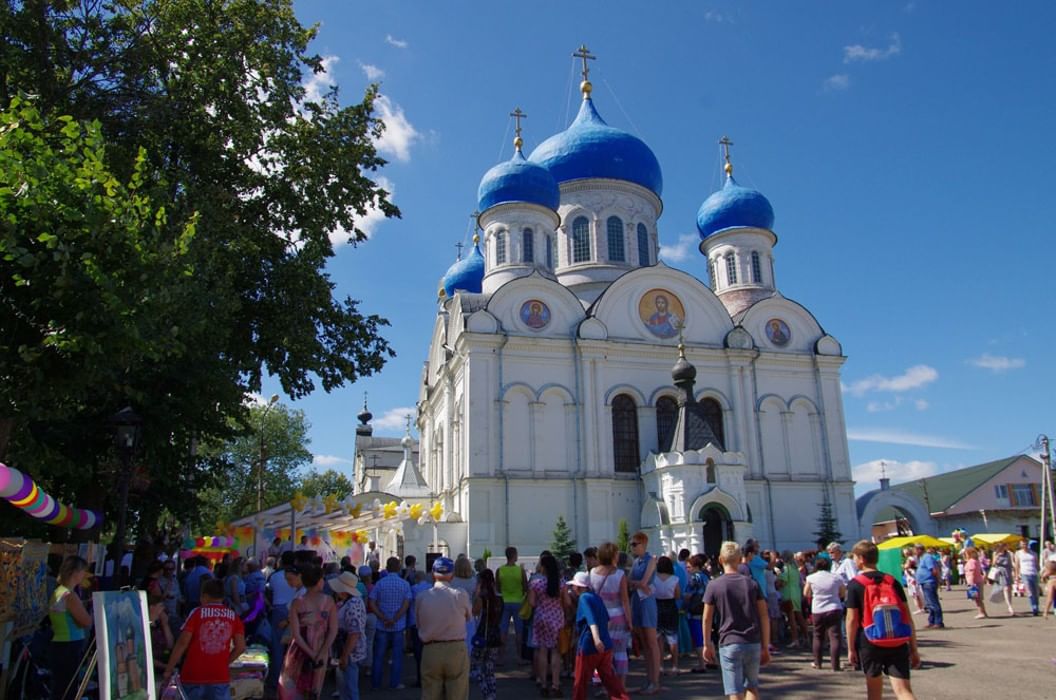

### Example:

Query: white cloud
xmin=866 ymin=398 xmax=901 ymax=413
xmin=843 ymin=33 xmax=902 ymax=63
xmin=845 ymin=365 xmax=937 ymax=397
xmin=385 ymin=34 xmax=408 ymax=49
xmin=303 ymin=55 xmax=339 ymax=104
xmin=359 ymin=62 xmax=385 ymax=81
xmin=313 ymin=454 xmax=351 ymax=467
xmin=703 ymin=10 xmax=731 ymax=22
xmin=658 ymin=234 xmax=697 ymax=263
xmin=243 ymin=392 xmax=280 ymax=407
xmin=968 ymin=353 xmax=1025 ymax=373
xmin=847 ymin=427 xmax=976 ymax=450
xmin=914 ymin=399 xmax=929 ymax=411
xmin=853 ymin=458 xmax=941 ymax=487
xmin=373 ymin=406 xmax=417 ymax=432
xmin=823 ymin=73 xmax=851 ymax=91
xmin=374 ymin=94 xmax=419 ymax=162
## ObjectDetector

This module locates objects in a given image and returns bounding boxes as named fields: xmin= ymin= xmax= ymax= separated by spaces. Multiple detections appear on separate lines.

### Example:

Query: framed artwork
xmin=519 ymin=299 xmax=551 ymax=330
xmin=93 ymin=590 xmax=156 ymax=700
xmin=638 ymin=289 xmax=685 ymax=339
xmin=765 ymin=318 xmax=791 ymax=346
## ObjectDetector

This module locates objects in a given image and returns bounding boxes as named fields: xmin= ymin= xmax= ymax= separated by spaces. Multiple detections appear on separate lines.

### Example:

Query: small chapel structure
xmin=412 ymin=48 xmax=857 ymax=557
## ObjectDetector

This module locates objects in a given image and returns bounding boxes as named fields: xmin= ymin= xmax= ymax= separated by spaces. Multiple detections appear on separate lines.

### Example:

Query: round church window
xmin=520 ymin=299 xmax=551 ymax=330
xmin=765 ymin=318 xmax=791 ymax=346
xmin=639 ymin=289 xmax=685 ymax=339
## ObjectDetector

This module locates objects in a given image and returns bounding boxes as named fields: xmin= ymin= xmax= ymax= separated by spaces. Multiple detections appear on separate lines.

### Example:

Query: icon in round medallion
xmin=765 ymin=318 xmax=791 ymax=346
xmin=638 ymin=289 xmax=685 ymax=339
xmin=520 ymin=299 xmax=551 ymax=330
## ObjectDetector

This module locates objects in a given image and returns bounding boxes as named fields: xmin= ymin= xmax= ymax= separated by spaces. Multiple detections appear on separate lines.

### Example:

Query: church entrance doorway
xmin=699 ymin=504 xmax=733 ymax=559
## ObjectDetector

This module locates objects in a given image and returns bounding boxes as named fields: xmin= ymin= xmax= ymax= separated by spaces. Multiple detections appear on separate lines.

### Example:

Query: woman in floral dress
xmin=279 ymin=566 xmax=337 ymax=700
xmin=590 ymin=542 xmax=633 ymax=687
xmin=528 ymin=553 xmax=567 ymax=697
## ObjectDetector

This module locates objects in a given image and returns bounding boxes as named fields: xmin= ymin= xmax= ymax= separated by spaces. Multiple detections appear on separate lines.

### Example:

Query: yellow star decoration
xmin=215 ymin=519 xmax=229 ymax=536
xmin=382 ymin=501 xmax=398 ymax=519
xmin=355 ymin=530 xmax=369 ymax=544
xmin=409 ymin=503 xmax=424 ymax=520
xmin=429 ymin=502 xmax=444 ymax=522
xmin=348 ymin=502 xmax=363 ymax=518
xmin=290 ymin=492 xmax=308 ymax=512
xmin=323 ymin=494 xmax=339 ymax=514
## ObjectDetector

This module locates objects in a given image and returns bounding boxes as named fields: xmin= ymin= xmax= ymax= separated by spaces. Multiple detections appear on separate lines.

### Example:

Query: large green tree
xmin=299 ymin=468 xmax=354 ymax=500
xmin=0 ymin=0 xmax=398 ymax=535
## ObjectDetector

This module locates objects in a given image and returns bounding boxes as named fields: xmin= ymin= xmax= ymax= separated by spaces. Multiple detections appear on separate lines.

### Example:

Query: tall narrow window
xmin=612 ymin=394 xmax=640 ymax=473
xmin=637 ymin=223 xmax=650 ymax=266
xmin=725 ymin=254 xmax=737 ymax=285
xmin=751 ymin=251 xmax=762 ymax=284
xmin=708 ymin=259 xmax=717 ymax=289
xmin=607 ymin=216 xmax=625 ymax=262
xmin=572 ymin=216 xmax=591 ymax=263
xmin=700 ymin=397 xmax=725 ymax=448
xmin=522 ymin=228 xmax=534 ymax=263
xmin=546 ymin=235 xmax=554 ymax=269
xmin=655 ymin=396 xmax=678 ymax=452
xmin=495 ymin=231 xmax=506 ymax=264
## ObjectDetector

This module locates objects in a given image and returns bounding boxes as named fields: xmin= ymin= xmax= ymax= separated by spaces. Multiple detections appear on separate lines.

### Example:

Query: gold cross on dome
xmin=675 ymin=320 xmax=687 ymax=358
xmin=510 ymin=107 xmax=527 ymax=150
xmin=573 ymin=45 xmax=596 ymax=82
xmin=454 ymin=241 xmax=464 ymax=259
xmin=719 ymin=135 xmax=734 ymax=175
xmin=404 ymin=414 xmax=412 ymax=433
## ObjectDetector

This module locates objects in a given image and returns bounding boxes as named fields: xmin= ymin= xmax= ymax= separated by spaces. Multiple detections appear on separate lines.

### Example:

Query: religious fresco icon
xmin=639 ymin=289 xmax=685 ymax=339
xmin=765 ymin=318 xmax=791 ymax=346
xmin=520 ymin=299 xmax=551 ymax=330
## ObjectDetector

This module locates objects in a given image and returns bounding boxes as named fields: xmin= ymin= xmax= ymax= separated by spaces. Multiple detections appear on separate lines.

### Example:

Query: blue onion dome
xmin=696 ymin=172 xmax=775 ymax=239
xmin=442 ymin=236 xmax=485 ymax=297
xmin=529 ymin=97 xmax=663 ymax=196
xmin=477 ymin=149 xmax=560 ymax=212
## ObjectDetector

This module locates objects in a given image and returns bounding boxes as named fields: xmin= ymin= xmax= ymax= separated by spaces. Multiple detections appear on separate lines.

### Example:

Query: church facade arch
xmin=690 ymin=488 xmax=746 ymax=523
xmin=648 ymin=385 xmax=678 ymax=405
xmin=603 ymin=384 xmax=648 ymax=407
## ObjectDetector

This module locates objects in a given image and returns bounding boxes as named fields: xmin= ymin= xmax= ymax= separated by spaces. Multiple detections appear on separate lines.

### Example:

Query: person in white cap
xmin=416 ymin=557 xmax=472 ymax=700
xmin=330 ymin=571 xmax=366 ymax=700
xmin=569 ymin=571 xmax=630 ymax=700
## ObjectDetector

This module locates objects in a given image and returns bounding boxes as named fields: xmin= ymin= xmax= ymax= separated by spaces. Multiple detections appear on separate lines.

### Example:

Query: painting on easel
xmin=93 ymin=590 xmax=156 ymax=700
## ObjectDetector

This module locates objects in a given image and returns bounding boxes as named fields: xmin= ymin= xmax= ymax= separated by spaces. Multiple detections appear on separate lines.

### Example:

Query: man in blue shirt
xmin=368 ymin=556 xmax=412 ymax=689
xmin=182 ymin=556 xmax=212 ymax=612
xmin=915 ymin=544 xmax=943 ymax=628
xmin=570 ymin=572 xmax=629 ymax=700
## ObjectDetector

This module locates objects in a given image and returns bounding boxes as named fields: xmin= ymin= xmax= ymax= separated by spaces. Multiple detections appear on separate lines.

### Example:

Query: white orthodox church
xmin=406 ymin=52 xmax=856 ymax=558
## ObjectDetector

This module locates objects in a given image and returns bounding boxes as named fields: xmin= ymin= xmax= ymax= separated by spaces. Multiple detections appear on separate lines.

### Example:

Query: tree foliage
xmin=550 ymin=515 xmax=577 ymax=563
xmin=616 ymin=518 xmax=630 ymax=554
xmin=299 ymin=468 xmax=353 ymax=500
xmin=814 ymin=496 xmax=843 ymax=550
xmin=0 ymin=0 xmax=398 ymax=535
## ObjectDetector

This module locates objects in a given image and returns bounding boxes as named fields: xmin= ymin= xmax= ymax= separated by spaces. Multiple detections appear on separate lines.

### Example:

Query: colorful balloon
xmin=0 ymin=463 xmax=102 ymax=529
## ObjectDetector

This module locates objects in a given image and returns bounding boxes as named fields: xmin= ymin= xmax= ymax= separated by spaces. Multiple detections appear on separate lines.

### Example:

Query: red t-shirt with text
xmin=181 ymin=604 xmax=244 ymax=684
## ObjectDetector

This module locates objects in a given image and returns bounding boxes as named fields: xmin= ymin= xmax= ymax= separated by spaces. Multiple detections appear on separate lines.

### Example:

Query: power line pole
xmin=1038 ymin=435 xmax=1054 ymax=542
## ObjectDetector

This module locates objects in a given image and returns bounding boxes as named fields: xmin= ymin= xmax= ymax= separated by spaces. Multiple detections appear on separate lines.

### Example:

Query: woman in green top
xmin=49 ymin=556 xmax=93 ymax=700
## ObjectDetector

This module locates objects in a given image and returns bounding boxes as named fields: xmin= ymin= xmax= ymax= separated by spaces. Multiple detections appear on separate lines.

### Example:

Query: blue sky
xmin=264 ymin=1 xmax=1056 ymax=494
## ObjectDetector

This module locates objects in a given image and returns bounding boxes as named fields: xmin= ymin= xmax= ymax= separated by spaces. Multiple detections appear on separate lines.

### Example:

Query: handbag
xmin=518 ymin=597 xmax=533 ymax=620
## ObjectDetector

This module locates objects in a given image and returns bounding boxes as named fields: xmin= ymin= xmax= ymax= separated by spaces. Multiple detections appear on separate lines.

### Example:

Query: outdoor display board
xmin=93 ymin=590 xmax=156 ymax=700
xmin=0 ymin=538 xmax=49 ymax=637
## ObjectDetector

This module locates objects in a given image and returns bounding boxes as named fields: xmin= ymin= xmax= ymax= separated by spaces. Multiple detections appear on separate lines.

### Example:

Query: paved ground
xmin=341 ymin=586 xmax=1054 ymax=698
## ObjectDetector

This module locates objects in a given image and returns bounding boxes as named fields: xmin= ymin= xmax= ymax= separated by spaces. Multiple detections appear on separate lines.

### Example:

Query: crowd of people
xmin=39 ymin=535 xmax=1056 ymax=700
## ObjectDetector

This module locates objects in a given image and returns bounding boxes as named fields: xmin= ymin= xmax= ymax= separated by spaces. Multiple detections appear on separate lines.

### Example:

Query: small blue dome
xmin=529 ymin=98 xmax=662 ymax=196
xmin=442 ymin=241 xmax=485 ymax=297
xmin=477 ymin=150 xmax=560 ymax=212
xmin=696 ymin=175 xmax=775 ymax=239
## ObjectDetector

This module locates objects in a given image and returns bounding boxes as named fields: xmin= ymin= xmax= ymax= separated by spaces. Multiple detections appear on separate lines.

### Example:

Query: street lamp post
xmin=109 ymin=406 xmax=142 ymax=588
xmin=257 ymin=394 xmax=280 ymax=513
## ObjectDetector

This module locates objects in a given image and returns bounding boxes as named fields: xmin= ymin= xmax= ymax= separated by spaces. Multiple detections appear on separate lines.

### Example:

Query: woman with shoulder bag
xmin=472 ymin=569 xmax=504 ymax=700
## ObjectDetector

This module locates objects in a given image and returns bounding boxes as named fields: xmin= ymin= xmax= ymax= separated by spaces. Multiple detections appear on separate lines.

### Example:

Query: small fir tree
xmin=481 ymin=548 xmax=492 ymax=565
xmin=550 ymin=515 xmax=577 ymax=562
xmin=617 ymin=518 xmax=631 ymax=554
xmin=814 ymin=497 xmax=844 ymax=550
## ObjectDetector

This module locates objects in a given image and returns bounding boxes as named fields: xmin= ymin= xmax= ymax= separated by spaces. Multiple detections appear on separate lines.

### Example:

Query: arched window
xmin=751 ymin=251 xmax=762 ymax=284
xmin=572 ymin=216 xmax=591 ymax=263
xmin=655 ymin=396 xmax=678 ymax=452
xmin=708 ymin=259 xmax=717 ymax=289
xmin=725 ymin=253 xmax=737 ymax=285
xmin=611 ymin=394 xmax=640 ymax=473
xmin=545 ymin=234 xmax=554 ymax=269
xmin=607 ymin=216 xmax=625 ymax=262
xmin=637 ymin=223 xmax=650 ymax=266
xmin=700 ymin=397 xmax=725 ymax=448
xmin=495 ymin=231 xmax=506 ymax=265
xmin=522 ymin=228 xmax=534 ymax=263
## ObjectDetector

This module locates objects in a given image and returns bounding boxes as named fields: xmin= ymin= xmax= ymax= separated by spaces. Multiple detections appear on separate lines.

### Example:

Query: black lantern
xmin=110 ymin=406 xmax=143 ymax=452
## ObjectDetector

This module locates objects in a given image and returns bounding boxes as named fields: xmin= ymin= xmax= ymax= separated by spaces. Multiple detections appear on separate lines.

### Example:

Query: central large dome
xmin=529 ymin=98 xmax=662 ymax=196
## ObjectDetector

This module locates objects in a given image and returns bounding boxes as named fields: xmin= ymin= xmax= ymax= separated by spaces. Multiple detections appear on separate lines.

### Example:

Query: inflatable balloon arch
xmin=0 ymin=462 xmax=102 ymax=529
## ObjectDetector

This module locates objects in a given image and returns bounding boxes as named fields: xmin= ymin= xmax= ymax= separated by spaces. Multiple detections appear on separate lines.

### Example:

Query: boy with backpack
xmin=845 ymin=540 xmax=921 ymax=700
